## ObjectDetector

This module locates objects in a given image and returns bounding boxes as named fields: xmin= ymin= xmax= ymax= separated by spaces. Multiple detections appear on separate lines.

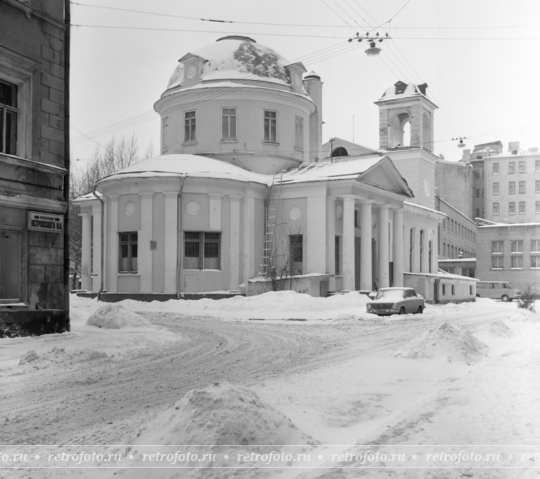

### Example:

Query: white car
xmin=367 ymin=287 xmax=425 ymax=316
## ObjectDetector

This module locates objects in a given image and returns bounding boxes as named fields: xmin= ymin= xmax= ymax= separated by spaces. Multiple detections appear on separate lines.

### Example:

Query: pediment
xmin=357 ymin=156 xmax=414 ymax=197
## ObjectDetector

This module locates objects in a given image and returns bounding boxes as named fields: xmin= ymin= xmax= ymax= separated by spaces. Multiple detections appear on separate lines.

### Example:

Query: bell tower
xmin=375 ymin=81 xmax=438 ymax=151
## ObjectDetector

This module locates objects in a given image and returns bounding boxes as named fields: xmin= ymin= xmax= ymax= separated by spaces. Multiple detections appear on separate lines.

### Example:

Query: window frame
xmin=519 ymin=161 xmax=526 ymax=173
xmin=184 ymin=110 xmax=196 ymax=143
xmin=221 ymin=107 xmax=237 ymax=141
xmin=492 ymin=240 xmax=503 ymax=254
xmin=493 ymin=162 xmax=499 ymax=174
xmin=519 ymin=201 xmax=526 ymax=215
xmin=0 ymin=49 xmax=36 ymax=158
xmin=509 ymin=202 xmax=515 ymax=215
xmin=493 ymin=182 xmax=499 ymax=195
xmin=119 ymin=232 xmax=138 ymax=274
xmin=264 ymin=110 xmax=277 ymax=143
xmin=510 ymin=255 xmax=523 ymax=269
xmin=519 ymin=181 xmax=526 ymax=194
xmin=493 ymin=202 xmax=499 ymax=215
xmin=289 ymin=234 xmax=303 ymax=275
xmin=509 ymin=162 xmax=515 ymax=174
xmin=510 ymin=240 xmax=523 ymax=254
xmin=491 ymin=255 xmax=503 ymax=270
xmin=294 ymin=116 xmax=303 ymax=150
xmin=335 ymin=235 xmax=341 ymax=276
xmin=183 ymin=232 xmax=221 ymax=270
xmin=509 ymin=181 xmax=515 ymax=195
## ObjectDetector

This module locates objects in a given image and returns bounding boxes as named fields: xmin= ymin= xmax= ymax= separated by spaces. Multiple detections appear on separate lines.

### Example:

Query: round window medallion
xmin=186 ymin=200 xmax=200 ymax=216
xmin=186 ymin=65 xmax=197 ymax=79
xmin=125 ymin=201 xmax=135 ymax=216
xmin=289 ymin=206 xmax=302 ymax=220
xmin=336 ymin=205 xmax=343 ymax=220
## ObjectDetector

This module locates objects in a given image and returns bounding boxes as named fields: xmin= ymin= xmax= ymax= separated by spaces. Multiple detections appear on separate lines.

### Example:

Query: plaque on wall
xmin=27 ymin=211 xmax=64 ymax=233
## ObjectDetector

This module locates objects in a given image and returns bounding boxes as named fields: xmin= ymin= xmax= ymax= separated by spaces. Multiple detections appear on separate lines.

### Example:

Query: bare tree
xmin=68 ymin=135 xmax=147 ymax=288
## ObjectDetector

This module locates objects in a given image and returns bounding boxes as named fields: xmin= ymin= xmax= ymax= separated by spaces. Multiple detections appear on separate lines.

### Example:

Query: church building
xmin=75 ymin=36 xmax=476 ymax=302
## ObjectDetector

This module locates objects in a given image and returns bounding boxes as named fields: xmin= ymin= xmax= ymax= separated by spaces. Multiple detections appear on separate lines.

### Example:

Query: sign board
xmin=27 ymin=211 xmax=64 ymax=233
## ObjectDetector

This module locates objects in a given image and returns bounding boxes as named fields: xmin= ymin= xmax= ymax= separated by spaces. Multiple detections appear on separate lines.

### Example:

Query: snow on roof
xmin=404 ymin=201 xmax=447 ymax=217
xmin=479 ymin=222 xmax=540 ymax=228
xmin=96 ymin=155 xmax=270 ymax=186
xmin=279 ymin=155 xmax=384 ymax=184
xmin=377 ymin=81 xmax=431 ymax=102
xmin=406 ymin=271 xmax=479 ymax=282
xmin=166 ymin=37 xmax=295 ymax=91
xmin=439 ymin=258 xmax=476 ymax=263
xmin=72 ymin=191 xmax=101 ymax=203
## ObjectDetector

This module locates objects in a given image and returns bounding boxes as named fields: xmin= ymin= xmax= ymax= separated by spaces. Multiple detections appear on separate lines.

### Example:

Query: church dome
xmin=166 ymin=36 xmax=292 ymax=90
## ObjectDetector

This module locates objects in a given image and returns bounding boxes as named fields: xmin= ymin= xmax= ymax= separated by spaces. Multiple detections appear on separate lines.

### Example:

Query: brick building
xmin=0 ymin=0 xmax=69 ymax=335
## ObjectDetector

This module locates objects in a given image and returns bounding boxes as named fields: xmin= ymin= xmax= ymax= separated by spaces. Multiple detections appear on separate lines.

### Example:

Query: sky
xmin=69 ymin=0 xmax=540 ymax=169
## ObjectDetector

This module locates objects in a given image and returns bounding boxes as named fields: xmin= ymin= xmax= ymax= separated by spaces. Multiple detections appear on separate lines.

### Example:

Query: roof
xmin=376 ymin=81 xmax=436 ymax=107
xmin=479 ymin=222 xmax=540 ymax=228
xmin=278 ymin=156 xmax=414 ymax=197
xmin=96 ymin=154 xmax=270 ymax=186
xmin=165 ymin=36 xmax=300 ymax=91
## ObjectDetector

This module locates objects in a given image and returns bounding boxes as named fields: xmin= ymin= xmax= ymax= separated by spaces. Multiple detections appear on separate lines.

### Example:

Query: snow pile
xmin=18 ymin=347 xmax=109 ymax=370
xmin=395 ymin=323 xmax=489 ymax=364
xmin=117 ymin=382 xmax=316 ymax=478
xmin=86 ymin=304 xmax=151 ymax=329
xmin=508 ymin=308 xmax=540 ymax=323
xmin=472 ymin=320 xmax=513 ymax=338
xmin=116 ymin=291 xmax=370 ymax=321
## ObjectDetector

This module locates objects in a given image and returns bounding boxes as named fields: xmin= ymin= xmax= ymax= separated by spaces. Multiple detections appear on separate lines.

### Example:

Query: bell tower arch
xmin=375 ymin=81 xmax=437 ymax=151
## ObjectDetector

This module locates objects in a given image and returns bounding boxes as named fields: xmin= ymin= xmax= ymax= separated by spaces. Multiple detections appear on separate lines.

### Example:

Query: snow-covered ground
xmin=1 ymin=293 xmax=539 ymax=478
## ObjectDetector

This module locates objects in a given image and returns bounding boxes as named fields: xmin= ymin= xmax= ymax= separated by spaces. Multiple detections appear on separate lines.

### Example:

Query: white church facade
xmin=75 ymin=36 xmax=476 ymax=302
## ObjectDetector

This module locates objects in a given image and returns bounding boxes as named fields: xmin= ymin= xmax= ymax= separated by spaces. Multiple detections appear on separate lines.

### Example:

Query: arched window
xmin=331 ymin=147 xmax=349 ymax=157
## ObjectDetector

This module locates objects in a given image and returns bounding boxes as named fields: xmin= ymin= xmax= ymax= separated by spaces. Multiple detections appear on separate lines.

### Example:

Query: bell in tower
xmin=375 ymin=81 xmax=438 ymax=151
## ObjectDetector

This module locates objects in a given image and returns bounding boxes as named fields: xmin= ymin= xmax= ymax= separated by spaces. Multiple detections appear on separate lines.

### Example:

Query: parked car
xmin=476 ymin=281 xmax=521 ymax=302
xmin=366 ymin=287 xmax=425 ymax=316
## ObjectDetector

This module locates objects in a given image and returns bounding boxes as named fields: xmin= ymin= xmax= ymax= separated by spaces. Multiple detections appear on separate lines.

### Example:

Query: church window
xmin=184 ymin=110 xmax=196 ymax=142
xmin=295 ymin=116 xmax=303 ymax=150
xmin=289 ymin=234 xmax=303 ymax=275
xmin=222 ymin=108 xmax=236 ymax=140
xmin=264 ymin=110 xmax=277 ymax=142
xmin=119 ymin=232 xmax=138 ymax=273
xmin=184 ymin=232 xmax=221 ymax=270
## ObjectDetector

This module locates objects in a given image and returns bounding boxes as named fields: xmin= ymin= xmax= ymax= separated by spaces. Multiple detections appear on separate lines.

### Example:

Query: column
xmin=80 ymin=212 xmax=92 ymax=291
xmin=229 ymin=195 xmax=241 ymax=292
xmin=378 ymin=205 xmax=390 ymax=288
xmin=326 ymin=197 xmax=336 ymax=291
xmin=91 ymin=203 xmax=102 ymax=293
xmin=342 ymin=195 xmax=355 ymax=291
xmin=139 ymin=192 xmax=154 ymax=293
xmin=108 ymin=196 xmax=119 ymax=293
xmin=392 ymin=208 xmax=404 ymax=286
xmin=307 ymin=195 xmax=327 ymax=274
xmin=360 ymin=200 xmax=373 ymax=291
xmin=242 ymin=195 xmax=255 ymax=291
xmin=163 ymin=192 xmax=178 ymax=294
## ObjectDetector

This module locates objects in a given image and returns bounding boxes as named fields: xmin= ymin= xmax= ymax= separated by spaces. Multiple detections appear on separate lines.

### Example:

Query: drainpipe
xmin=63 ymin=0 xmax=71 ymax=330
xmin=92 ymin=184 xmax=104 ymax=301
xmin=176 ymin=176 xmax=186 ymax=298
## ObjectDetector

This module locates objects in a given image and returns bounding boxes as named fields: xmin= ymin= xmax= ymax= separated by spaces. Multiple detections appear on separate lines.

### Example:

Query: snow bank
xmin=117 ymin=382 xmax=316 ymax=478
xmin=18 ymin=347 xmax=109 ymax=370
xmin=508 ymin=308 xmax=540 ymax=323
xmin=115 ymin=291 xmax=370 ymax=321
xmin=472 ymin=320 xmax=513 ymax=338
xmin=86 ymin=304 xmax=151 ymax=329
xmin=395 ymin=323 xmax=489 ymax=364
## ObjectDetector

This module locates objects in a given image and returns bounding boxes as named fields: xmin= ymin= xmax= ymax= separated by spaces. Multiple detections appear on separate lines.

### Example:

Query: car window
xmin=376 ymin=290 xmax=405 ymax=301
xmin=409 ymin=290 xmax=417 ymax=297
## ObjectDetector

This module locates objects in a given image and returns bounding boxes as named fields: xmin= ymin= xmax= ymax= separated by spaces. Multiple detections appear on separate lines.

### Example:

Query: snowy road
xmin=1 ymin=295 xmax=538 ymax=478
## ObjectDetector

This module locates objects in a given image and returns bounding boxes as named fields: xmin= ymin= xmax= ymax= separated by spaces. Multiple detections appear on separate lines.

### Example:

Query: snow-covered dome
xmin=166 ymin=36 xmax=292 ymax=90
xmin=96 ymin=154 xmax=270 ymax=186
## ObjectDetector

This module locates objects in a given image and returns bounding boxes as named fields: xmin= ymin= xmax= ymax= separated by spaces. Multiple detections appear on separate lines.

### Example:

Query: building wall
xmin=471 ymin=159 xmax=485 ymax=219
xmin=476 ymin=224 xmax=540 ymax=294
xmin=437 ymin=198 xmax=476 ymax=259
xmin=0 ymin=0 xmax=68 ymax=336
xmin=435 ymin=160 xmax=474 ymax=219
xmin=484 ymin=153 xmax=540 ymax=223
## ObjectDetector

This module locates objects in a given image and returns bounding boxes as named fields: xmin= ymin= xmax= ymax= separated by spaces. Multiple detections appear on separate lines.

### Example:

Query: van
xmin=476 ymin=281 xmax=521 ymax=302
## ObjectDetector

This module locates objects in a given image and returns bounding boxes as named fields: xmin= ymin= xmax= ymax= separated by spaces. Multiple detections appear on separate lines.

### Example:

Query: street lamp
xmin=348 ymin=32 xmax=390 ymax=56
